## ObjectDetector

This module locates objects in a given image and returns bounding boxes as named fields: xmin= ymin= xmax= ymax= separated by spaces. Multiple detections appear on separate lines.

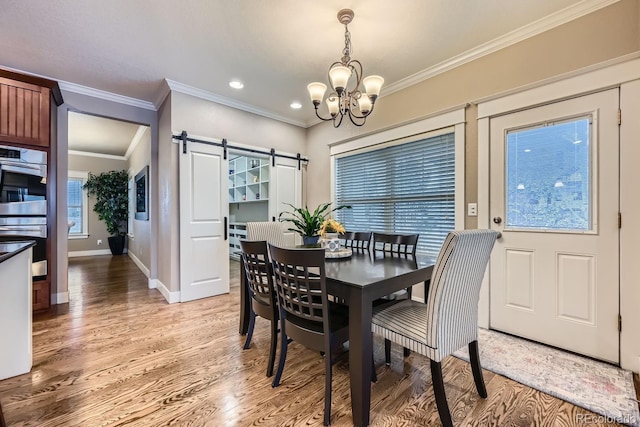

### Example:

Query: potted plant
xmin=279 ymin=202 xmax=351 ymax=245
xmin=83 ymin=169 xmax=129 ymax=255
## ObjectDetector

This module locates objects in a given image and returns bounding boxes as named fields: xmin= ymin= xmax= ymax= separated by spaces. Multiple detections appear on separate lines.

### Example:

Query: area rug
xmin=453 ymin=328 xmax=640 ymax=426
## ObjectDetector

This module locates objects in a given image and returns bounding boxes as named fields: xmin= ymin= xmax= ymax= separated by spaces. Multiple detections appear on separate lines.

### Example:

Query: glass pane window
xmin=335 ymin=133 xmax=455 ymax=256
xmin=67 ymin=173 xmax=88 ymax=236
xmin=505 ymin=117 xmax=591 ymax=231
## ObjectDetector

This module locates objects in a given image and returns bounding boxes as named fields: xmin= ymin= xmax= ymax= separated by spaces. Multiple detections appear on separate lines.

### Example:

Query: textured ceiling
xmin=0 ymin=1 xmax=613 ymax=132
xmin=68 ymin=112 xmax=144 ymax=157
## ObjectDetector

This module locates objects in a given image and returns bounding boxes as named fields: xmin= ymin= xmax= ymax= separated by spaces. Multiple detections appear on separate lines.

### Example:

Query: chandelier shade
xmin=307 ymin=9 xmax=383 ymax=127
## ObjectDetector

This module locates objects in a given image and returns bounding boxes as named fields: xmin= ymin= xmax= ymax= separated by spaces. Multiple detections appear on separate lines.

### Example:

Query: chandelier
xmin=307 ymin=9 xmax=384 ymax=127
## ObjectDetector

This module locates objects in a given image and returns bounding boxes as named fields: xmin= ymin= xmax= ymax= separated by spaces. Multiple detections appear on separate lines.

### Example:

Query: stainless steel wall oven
xmin=0 ymin=144 xmax=47 ymax=279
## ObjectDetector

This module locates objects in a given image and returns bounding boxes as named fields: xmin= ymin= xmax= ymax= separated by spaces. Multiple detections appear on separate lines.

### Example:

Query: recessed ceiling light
xmin=229 ymin=80 xmax=244 ymax=89
xmin=290 ymin=102 xmax=302 ymax=109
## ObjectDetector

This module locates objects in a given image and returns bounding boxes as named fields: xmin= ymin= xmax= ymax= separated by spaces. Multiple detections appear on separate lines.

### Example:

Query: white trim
xmin=383 ymin=0 xmax=620 ymax=99
xmin=164 ymin=79 xmax=307 ymax=128
xmin=51 ymin=292 xmax=69 ymax=305
xmin=59 ymin=81 xmax=156 ymax=110
xmin=329 ymin=106 xmax=466 ymax=156
xmin=68 ymin=249 xmax=112 ymax=257
xmin=155 ymin=279 xmax=180 ymax=304
xmin=477 ymin=55 xmax=640 ymax=118
xmin=68 ymin=150 xmax=127 ymax=161
xmin=68 ymin=234 xmax=88 ymax=240
xmin=477 ymin=117 xmax=491 ymax=329
xmin=454 ymin=122 xmax=465 ymax=230
xmin=124 ymin=125 xmax=148 ymax=160
xmin=148 ymin=278 xmax=157 ymax=289
xmin=127 ymin=250 xmax=150 ymax=278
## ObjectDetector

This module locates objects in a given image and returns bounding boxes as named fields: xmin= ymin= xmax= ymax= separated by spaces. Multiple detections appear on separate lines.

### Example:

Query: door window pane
xmin=506 ymin=117 xmax=590 ymax=230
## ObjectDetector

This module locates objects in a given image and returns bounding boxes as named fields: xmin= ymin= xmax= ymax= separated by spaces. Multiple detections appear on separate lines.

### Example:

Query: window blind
xmin=335 ymin=133 xmax=455 ymax=256
xmin=67 ymin=178 xmax=84 ymax=234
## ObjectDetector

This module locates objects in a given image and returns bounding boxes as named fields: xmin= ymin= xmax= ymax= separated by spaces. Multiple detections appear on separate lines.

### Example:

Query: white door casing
xmin=179 ymin=140 xmax=229 ymax=302
xmin=489 ymin=89 xmax=619 ymax=363
xmin=269 ymin=156 xmax=302 ymax=247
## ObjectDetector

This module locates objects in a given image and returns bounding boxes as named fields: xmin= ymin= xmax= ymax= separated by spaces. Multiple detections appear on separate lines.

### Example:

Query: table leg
xmin=239 ymin=257 xmax=250 ymax=335
xmin=349 ymin=288 xmax=372 ymax=427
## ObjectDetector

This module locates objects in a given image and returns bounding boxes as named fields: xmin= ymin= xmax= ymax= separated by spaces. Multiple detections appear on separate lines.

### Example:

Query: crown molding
xmin=163 ymin=79 xmax=307 ymax=128
xmin=59 ymin=81 xmax=156 ymax=110
xmin=68 ymin=150 xmax=127 ymax=161
xmin=382 ymin=0 xmax=620 ymax=98
xmin=125 ymin=125 xmax=149 ymax=160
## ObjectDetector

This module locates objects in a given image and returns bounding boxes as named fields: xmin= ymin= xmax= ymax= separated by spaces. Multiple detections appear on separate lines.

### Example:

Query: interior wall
xmin=67 ymin=153 xmax=128 ymax=253
xmin=127 ymin=127 xmax=152 ymax=270
xmin=56 ymin=90 xmax=158 ymax=301
xmin=305 ymin=0 xmax=640 ymax=221
xmin=156 ymin=91 xmax=307 ymax=294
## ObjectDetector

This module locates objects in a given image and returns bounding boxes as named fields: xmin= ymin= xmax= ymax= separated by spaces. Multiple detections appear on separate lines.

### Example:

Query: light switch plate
xmin=468 ymin=203 xmax=478 ymax=217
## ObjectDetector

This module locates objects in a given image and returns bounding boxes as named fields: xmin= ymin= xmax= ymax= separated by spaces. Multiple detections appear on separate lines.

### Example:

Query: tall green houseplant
xmin=83 ymin=169 xmax=129 ymax=255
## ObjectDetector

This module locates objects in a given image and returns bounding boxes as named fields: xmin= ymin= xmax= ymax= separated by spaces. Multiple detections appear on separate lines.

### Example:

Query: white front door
xmin=269 ymin=156 xmax=302 ymax=246
xmin=489 ymin=89 xmax=619 ymax=363
xmin=179 ymin=140 xmax=229 ymax=302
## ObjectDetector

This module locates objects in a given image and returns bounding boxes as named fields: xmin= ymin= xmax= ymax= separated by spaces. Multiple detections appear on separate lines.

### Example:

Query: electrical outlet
xmin=467 ymin=203 xmax=478 ymax=217
xmin=97 ymin=239 xmax=102 ymax=245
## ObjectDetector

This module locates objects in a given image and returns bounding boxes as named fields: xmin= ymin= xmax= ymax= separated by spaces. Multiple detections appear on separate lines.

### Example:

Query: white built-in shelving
xmin=228 ymin=156 xmax=269 ymax=203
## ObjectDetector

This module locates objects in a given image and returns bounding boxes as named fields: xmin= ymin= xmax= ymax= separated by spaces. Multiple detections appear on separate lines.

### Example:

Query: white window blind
xmin=67 ymin=178 xmax=84 ymax=234
xmin=335 ymin=132 xmax=455 ymax=256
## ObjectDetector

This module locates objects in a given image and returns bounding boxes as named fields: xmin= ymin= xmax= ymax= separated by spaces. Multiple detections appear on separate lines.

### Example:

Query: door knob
xmin=493 ymin=217 xmax=502 ymax=224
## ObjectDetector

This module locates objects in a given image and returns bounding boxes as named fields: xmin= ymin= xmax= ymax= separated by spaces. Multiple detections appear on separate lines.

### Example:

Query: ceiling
xmin=0 ymin=1 xmax=612 ymax=130
xmin=67 ymin=112 xmax=146 ymax=157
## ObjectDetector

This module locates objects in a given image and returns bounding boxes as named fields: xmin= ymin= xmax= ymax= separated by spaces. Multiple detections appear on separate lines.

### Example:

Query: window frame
xmin=67 ymin=170 xmax=89 ymax=239
xmin=330 ymin=108 xmax=466 ymax=242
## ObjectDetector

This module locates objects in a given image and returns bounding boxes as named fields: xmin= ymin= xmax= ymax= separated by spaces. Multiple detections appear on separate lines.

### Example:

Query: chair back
xmin=247 ymin=221 xmax=287 ymax=248
xmin=372 ymin=232 xmax=418 ymax=256
xmin=342 ymin=231 xmax=371 ymax=251
xmin=268 ymin=245 xmax=330 ymax=341
xmin=240 ymin=240 xmax=276 ymax=308
xmin=425 ymin=230 xmax=498 ymax=358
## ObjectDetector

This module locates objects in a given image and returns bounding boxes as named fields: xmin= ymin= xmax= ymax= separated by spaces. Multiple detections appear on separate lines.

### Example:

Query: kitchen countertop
xmin=0 ymin=240 xmax=36 ymax=264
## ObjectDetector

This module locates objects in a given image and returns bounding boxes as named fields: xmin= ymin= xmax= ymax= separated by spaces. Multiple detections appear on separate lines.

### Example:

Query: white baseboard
xmin=51 ymin=292 xmax=69 ymax=304
xmin=411 ymin=296 xmax=425 ymax=303
xmin=148 ymin=278 xmax=157 ymax=289
xmin=127 ymin=251 xmax=150 ymax=278
xmin=155 ymin=279 xmax=180 ymax=304
xmin=68 ymin=249 xmax=112 ymax=257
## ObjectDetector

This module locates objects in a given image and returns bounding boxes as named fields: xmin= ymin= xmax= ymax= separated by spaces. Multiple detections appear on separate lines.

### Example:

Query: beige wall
xmin=305 ymin=0 xmax=640 ymax=226
xmin=156 ymin=91 xmax=307 ymax=293
xmin=127 ymin=127 xmax=152 ymax=269
xmin=67 ymin=154 xmax=128 ymax=253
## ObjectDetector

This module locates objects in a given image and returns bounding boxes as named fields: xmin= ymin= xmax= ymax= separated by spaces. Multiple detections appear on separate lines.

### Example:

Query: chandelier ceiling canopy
xmin=307 ymin=9 xmax=384 ymax=128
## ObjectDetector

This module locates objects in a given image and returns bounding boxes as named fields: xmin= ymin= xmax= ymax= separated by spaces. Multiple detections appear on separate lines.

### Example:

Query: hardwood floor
xmin=0 ymin=255 xmax=628 ymax=426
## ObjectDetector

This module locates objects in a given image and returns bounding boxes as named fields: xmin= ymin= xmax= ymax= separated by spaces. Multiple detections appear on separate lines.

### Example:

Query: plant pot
xmin=302 ymin=235 xmax=320 ymax=246
xmin=108 ymin=235 xmax=126 ymax=255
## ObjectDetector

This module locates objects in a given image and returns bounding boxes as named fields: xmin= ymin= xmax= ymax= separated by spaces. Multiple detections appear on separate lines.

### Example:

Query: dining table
xmin=238 ymin=249 xmax=436 ymax=427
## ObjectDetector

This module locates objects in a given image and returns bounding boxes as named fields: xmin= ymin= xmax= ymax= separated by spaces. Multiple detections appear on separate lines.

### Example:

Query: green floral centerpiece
xmin=279 ymin=202 xmax=351 ymax=245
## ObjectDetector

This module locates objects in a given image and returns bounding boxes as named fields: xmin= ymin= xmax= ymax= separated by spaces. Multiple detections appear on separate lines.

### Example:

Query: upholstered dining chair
xmin=268 ymin=245 xmax=350 ymax=426
xmin=371 ymin=229 xmax=499 ymax=427
xmin=342 ymin=231 xmax=372 ymax=251
xmin=239 ymin=240 xmax=279 ymax=377
xmin=246 ymin=221 xmax=287 ymax=248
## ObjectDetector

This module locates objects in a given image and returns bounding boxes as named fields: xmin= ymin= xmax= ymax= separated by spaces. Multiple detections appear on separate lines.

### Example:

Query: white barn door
xmin=269 ymin=156 xmax=302 ymax=247
xmin=179 ymin=140 xmax=229 ymax=302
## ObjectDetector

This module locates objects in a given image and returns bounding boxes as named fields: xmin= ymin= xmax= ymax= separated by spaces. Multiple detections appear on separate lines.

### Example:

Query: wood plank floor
xmin=0 ymin=255 xmax=631 ymax=426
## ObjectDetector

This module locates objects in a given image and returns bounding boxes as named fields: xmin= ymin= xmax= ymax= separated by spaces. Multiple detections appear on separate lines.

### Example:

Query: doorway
xmin=488 ymin=89 xmax=620 ymax=363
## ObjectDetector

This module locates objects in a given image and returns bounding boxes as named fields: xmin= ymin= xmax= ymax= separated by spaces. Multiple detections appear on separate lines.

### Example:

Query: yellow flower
xmin=320 ymin=218 xmax=345 ymax=236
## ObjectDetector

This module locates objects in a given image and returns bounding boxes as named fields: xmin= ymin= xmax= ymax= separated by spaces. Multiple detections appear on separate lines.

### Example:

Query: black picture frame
xmin=134 ymin=166 xmax=149 ymax=220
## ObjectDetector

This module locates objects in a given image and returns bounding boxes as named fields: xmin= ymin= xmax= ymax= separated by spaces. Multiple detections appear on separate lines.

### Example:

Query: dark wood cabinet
xmin=0 ymin=68 xmax=63 ymax=311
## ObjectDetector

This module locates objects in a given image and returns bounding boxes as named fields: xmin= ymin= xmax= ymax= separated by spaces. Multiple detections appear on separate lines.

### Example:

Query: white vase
xmin=321 ymin=232 xmax=341 ymax=252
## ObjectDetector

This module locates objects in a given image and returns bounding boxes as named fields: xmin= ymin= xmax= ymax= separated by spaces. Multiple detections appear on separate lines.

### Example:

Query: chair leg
xmin=243 ymin=310 xmax=256 ymax=350
xmin=266 ymin=318 xmax=278 ymax=377
xmin=385 ymin=339 xmax=391 ymax=365
xmin=430 ymin=360 xmax=453 ymax=427
xmin=371 ymin=352 xmax=378 ymax=383
xmin=469 ymin=340 xmax=487 ymax=398
xmin=324 ymin=347 xmax=332 ymax=426
xmin=403 ymin=347 xmax=411 ymax=358
xmin=272 ymin=320 xmax=288 ymax=388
